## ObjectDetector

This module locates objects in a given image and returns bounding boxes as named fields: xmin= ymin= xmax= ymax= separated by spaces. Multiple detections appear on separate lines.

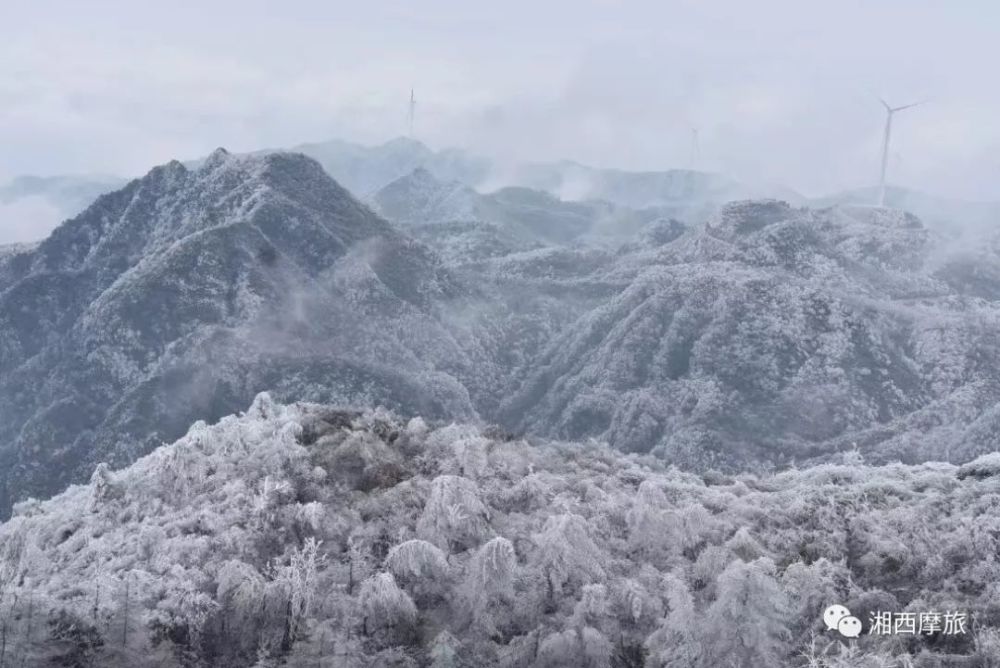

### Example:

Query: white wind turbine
xmin=876 ymin=97 xmax=924 ymax=206
xmin=408 ymin=88 xmax=417 ymax=138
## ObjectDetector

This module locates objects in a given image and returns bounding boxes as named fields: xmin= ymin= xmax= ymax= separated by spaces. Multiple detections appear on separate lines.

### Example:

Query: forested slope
xmin=1 ymin=396 xmax=998 ymax=667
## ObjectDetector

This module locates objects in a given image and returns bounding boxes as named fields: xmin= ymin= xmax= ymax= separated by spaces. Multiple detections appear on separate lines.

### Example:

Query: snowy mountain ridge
xmin=0 ymin=149 xmax=479 ymax=517
xmin=2 ymin=147 xmax=1000 ymax=521
xmin=487 ymin=200 xmax=1000 ymax=470
xmin=2 ymin=137 xmax=796 ymax=237
xmin=372 ymin=168 xmax=662 ymax=248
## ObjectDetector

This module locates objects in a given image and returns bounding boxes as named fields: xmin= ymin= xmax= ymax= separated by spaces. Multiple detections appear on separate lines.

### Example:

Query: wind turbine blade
xmin=892 ymin=99 xmax=928 ymax=112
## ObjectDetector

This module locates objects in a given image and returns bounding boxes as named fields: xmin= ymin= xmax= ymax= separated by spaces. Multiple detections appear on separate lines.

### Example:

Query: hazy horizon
xmin=4 ymin=7 xmax=1000 ymax=665
xmin=3 ymin=1 xmax=999 ymax=200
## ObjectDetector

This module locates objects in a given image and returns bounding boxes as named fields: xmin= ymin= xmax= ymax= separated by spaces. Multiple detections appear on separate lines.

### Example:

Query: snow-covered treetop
xmin=1 ymin=394 xmax=995 ymax=666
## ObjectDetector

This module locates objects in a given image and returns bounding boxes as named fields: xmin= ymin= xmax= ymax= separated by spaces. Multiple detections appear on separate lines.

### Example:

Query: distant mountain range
xmin=372 ymin=167 xmax=670 ymax=247
xmin=289 ymin=137 xmax=804 ymax=222
xmin=0 ymin=174 xmax=128 ymax=215
xmin=6 ymin=137 xmax=997 ymax=245
xmin=1 ymin=139 xmax=999 ymax=517
xmin=287 ymin=136 xmax=494 ymax=198
xmin=813 ymin=184 xmax=1000 ymax=232
xmin=0 ymin=138 xmax=771 ymax=246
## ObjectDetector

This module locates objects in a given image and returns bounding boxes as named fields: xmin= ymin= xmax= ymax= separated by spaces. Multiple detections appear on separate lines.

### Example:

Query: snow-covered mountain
xmin=10 ymin=139 xmax=999 ymax=244
xmin=293 ymin=138 xmax=1000 ymax=235
xmin=3 ymin=145 xmax=1000 ymax=520
xmin=2 ymin=394 xmax=998 ymax=667
xmin=301 ymin=138 xmax=804 ymax=221
xmin=289 ymin=137 xmax=493 ymax=199
xmin=369 ymin=172 xmax=1000 ymax=470
xmin=372 ymin=168 xmax=662 ymax=247
xmin=4 ymin=142 xmax=1000 ymax=667
xmin=496 ymin=201 xmax=1000 ymax=469
xmin=0 ymin=149 xmax=482 ymax=516
xmin=504 ymin=159 xmax=805 ymax=212
xmin=812 ymin=185 xmax=1000 ymax=234
xmin=372 ymin=168 xmax=481 ymax=226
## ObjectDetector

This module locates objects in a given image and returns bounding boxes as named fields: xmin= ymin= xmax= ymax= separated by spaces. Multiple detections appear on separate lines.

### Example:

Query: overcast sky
xmin=2 ymin=0 xmax=998 ymax=201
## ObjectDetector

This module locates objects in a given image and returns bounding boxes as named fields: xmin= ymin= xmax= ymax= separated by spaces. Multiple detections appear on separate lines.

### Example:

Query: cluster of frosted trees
xmin=1 ymin=394 xmax=1000 ymax=667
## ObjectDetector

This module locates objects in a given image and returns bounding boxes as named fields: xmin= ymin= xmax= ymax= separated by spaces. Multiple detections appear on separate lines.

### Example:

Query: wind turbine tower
xmin=877 ymin=98 xmax=922 ymax=206
xmin=408 ymin=88 xmax=416 ymax=138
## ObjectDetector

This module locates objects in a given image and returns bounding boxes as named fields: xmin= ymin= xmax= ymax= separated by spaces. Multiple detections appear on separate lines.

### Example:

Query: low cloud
xmin=3 ymin=1 xmax=1000 ymax=201
xmin=0 ymin=195 xmax=64 ymax=245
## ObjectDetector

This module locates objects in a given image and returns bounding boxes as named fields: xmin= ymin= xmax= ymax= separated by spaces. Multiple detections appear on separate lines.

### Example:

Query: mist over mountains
xmin=0 ymin=149 xmax=484 ymax=516
xmin=0 ymin=138 xmax=999 ymax=518
xmin=0 ymin=135 xmax=999 ymax=666
xmin=6 ymin=136 xmax=997 ymax=248
xmin=500 ymin=202 xmax=1000 ymax=468
xmin=0 ymin=175 xmax=128 ymax=219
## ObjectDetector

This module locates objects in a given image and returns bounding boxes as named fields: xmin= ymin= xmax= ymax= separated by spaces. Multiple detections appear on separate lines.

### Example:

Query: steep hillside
xmin=372 ymin=168 xmax=481 ymax=226
xmin=3 ymin=148 xmax=1000 ymax=519
xmin=0 ymin=396 xmax=997 ymax=667
xmin=499 ymin=201 xmax=1000 ymax=469
xmin=0 ymin=150 xmax=479 ymax=516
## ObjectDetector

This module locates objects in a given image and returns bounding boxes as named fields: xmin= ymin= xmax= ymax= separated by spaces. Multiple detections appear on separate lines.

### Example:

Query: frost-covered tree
xmin=494 ymin=472 xmax=551 ymax=513
xmin=216 ymin=560 xmax=268 ymax=650
xmin=322 ymin=429 xmax=402 ymax=492
xmin=37 ymin=609 xmax=106 ymax=668
xmin=90 ymin=463 xmax=123 ymax=509
xmin=533 ymin=514 xmax=605 ymax=604
xmin=691 ymin=543 xmax=733 ymax=598
xmin=571 ymin=584 xmax=609 ymax=630
xmin=451 ymin=435 xmax=491 ymax=480
xmin=386 ymin=539 xmax=449 ymax=583
xmin=974 ymin=627 xmax=1000 ymax=668
xmin=2 ymin=397 xmax=999 ymax=667
xmin=781 ymin=557 xmax=850 ymax=637
xmin=725 ymin=526 xmax=766 ymax=562
xmin=644 ymin=573 xmax=700 ymax=668
xmin=611 ymin=574 xmax=662 ymax=633
xmin=385 ymin=539 xmax=450 ymax=604
xmin=461 ymin=536 xmax=517 ymax=634
xmin=269 ymin=537 xmax=325 ymax=650
xmin=535 ymin=626 xmax=612 ymax=668
xmin=358 ymin=573 xmax=417 ymax=644
xmin=626 ymin=481 xmax=680 ymax=564
xmin=701 ymin=557 xmax=791 ymax=668
xmin=429 ymin=630 xmax=461 ymax=668
xmin=416 ymin=475 xmax=491 ymax=552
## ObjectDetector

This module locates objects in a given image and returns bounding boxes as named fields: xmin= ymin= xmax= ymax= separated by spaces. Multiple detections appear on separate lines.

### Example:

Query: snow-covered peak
xmin=373 ymin=168 xmax=479 ymax=225
xmin=199 ymin=146 xmax=231 ymax=172
xmin=688 ymin=199 xmax=932 ymax=275
xmin=379 ymin=136 xmax=434 ymax=158
xmin=0 ymin=150 xmax=470 ymax=517
xmin=15 ymin=149 xmax=390 ymax=281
